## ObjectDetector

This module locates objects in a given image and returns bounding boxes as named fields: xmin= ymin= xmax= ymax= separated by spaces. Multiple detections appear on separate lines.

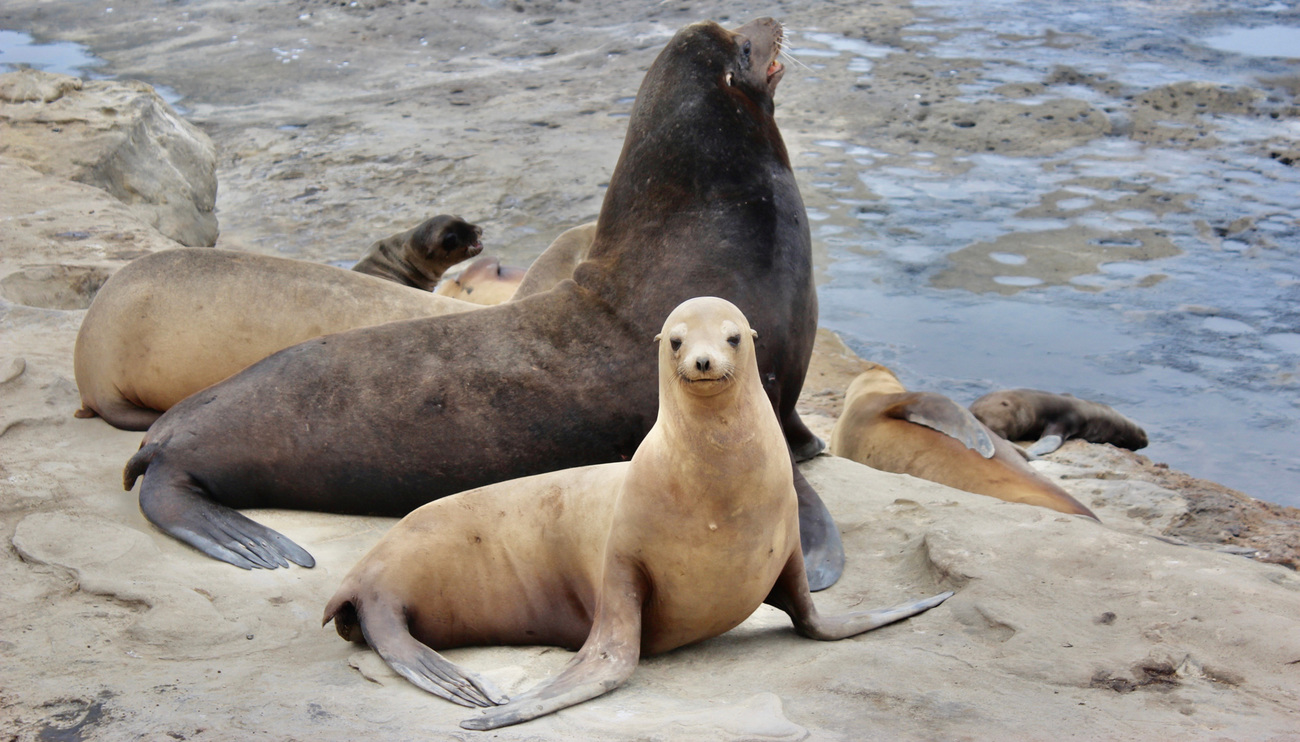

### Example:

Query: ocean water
xmin=791 ymin=0 xmax=1300 ymax=506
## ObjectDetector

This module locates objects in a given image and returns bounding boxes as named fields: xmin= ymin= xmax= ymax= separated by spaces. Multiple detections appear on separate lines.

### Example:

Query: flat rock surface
xmin=1 ymin=0 xmax=1299 ymax=739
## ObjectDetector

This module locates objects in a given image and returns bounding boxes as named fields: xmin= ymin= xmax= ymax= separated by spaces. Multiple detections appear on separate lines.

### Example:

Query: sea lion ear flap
xmin=750 ymin=329 xmax=758 ymax=339
xmin=654 ymin=333 xmax=663 ymax=343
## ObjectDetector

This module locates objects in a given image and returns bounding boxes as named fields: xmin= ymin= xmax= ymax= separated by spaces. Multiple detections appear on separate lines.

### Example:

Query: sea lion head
xmin=411 ymin=215 xmax=484 ymax=266
xmin=845 ymin=362 xmax=907 ymax=400
xmin=656 ymin=297 xmax=758 ymax=399
xmin=724 ymin=17 xmax=786 ymax=99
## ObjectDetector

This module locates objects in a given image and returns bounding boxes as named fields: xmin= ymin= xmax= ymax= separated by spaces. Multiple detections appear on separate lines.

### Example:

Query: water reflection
xmin=790 ymin=4 xmax=1300 ymax=505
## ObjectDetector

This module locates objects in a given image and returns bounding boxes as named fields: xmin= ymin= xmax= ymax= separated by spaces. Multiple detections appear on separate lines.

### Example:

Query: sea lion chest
xmin=612 ymin=435 xmax=798 ymax=655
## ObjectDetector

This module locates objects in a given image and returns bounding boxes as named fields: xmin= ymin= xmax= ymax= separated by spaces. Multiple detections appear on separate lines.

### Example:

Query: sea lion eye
xmin=441 ymin=233 xmax=459 ymax=249
xmin=727 ymin=334 xmax=741 ymax=348
xmin=741 ymin=40 xmax=751 ymax=61
xmin=670 ymin=338 xmax=682 ymax=352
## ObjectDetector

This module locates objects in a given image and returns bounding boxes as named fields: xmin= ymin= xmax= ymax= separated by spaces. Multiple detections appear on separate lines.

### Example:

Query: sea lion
xmin=830 ymin=364 xmax=1097 ymax=518
xmin=970 ymin=388 xmax=1148 ymax=456
xmin=434 ymin=256 xmax=526 ymax=305
xmin=510 ymin=222 xmax=597 ymax=300
xmin=123 ymin=17 xmax=843 ymax=588
xmin=74 ymin=246 xmax=477 ymax=431
xmin=323 ymin=298 xmax=953 ymax=730
xmin=351 ymin=215 xmax=483 ymax=290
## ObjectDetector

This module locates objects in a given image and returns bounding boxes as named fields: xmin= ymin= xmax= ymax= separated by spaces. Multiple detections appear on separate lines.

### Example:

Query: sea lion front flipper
xmin=460 ymin=559 xmax=645 ymax=731
xmin=794 ymin=465 xmax=845 ymax=592
xmin=345 ymin=598 xmax=507 ymax=709
xmin=888 ymin=392 xmax=996 ymax=458
xmin=765 ymin=550 xmax=954 ymax=640
xmin=133 ymin=459 xmax=315 ymax=569
xmin=1026 ymin=434 xmax=1065 ymax=456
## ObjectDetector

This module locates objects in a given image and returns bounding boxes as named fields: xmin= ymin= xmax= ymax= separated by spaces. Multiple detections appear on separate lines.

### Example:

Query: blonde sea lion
xmin=122 ymin=18 xmax=845 ymax=587
xmin=970 ymin=388 xmax=1149 ymax=456
xmin=323 ymin=298 xmax=953 ymax=730
xmin=830 ymin=364 xmax=1097 ymax=518
xmin=433 ymin=256 xmax=526 ymax=305
xmin=351 ymin=215 xmax=483 ymax=290
xmin=510 ymin=221 xmax=597 ymax=300
xmin=75 ymin=247 xmax=476 ymax=431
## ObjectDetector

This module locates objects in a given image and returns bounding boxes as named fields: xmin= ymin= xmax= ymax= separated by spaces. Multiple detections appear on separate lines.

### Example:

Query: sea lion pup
xmin=830 ymin=364 xmax=1097 ymax=518
xmin=510 ymin=221 xmax=597 ymax=300
xmin=351 ymin=215 xmax=483 ymax=290
xmin=74 ymin=247 xmax=478 ymax=431
xmin=323 ymin=298 xmax=953 ymax=730
xmin=970 ymin=388 xmax=1149 ymax=456
xmin=123 ymin=17 xmax=843 ymax=587
xmin=433 ymin=256 xmax=526 ymax=305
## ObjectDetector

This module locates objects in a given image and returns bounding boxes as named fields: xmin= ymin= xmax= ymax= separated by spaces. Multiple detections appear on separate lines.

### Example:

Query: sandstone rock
xmin=0 ymin=69 xmax=217 ymax=246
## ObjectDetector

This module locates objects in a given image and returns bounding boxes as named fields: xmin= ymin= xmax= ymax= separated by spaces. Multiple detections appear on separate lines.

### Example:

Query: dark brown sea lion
xmin=830 ymin=364 xmax=1097 ymax=518
xmin=970 ymin=388 xmax=1148 ymax=456
xmin=123 ymin=18 xmax=843 ymax=587
xmin=434 ymin=256 xmax=526 ymax=305
xmin=323 ymin=298 xmax=952 ymax=730
xmin=351 ymin=215 xmax=483 ymax=290
xmin=74 ymin=248 xmax=477 ymax=431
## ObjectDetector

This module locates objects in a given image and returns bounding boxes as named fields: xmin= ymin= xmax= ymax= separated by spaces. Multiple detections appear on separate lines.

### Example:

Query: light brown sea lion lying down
xmin=434 ymin=256 xmax=526 ymax=305
xmin=830 ymin=363 xmax=1098 ymax=518
xmin=74 ymin=216 xmax=480 ymax=430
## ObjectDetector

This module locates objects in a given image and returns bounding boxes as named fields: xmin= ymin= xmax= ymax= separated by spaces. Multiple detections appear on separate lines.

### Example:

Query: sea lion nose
xmin=696 ymin=356 xmax=711 ymax=372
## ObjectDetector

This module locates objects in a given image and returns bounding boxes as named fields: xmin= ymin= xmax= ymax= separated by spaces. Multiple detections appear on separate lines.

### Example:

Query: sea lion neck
xmin=591 ymin=22 xmax=790 ymax=253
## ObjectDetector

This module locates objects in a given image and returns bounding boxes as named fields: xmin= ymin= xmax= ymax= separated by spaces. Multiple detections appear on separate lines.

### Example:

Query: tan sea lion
xmin=830 ymin=364 xmax=1097 ymax=518
xmin=323 ymin=298 xmax=953 ymax=730
xmin=970 ymin=388 xmax=1149 ymax=456
xmin=75 ymin=246 xmax=476 ymax=431
xmin=433 ymin=256 xmax=526 ymax=305
xmin=350 ymin=215 xmax=483 ymax=290
xmin=510 ymin=221 xmax=596 ymax=300
xmin=123 ymin=18 xmax=843 ymax=588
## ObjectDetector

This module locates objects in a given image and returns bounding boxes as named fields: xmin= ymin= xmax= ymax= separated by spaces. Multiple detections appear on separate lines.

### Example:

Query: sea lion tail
xmin=346 ymin=595 xmax=509 ymax=708
xmin=123 ymin=442 xmax=157 ymax=490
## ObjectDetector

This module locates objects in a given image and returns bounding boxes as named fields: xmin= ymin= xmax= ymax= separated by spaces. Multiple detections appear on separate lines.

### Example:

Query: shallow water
xmin=792 ymin=0 xmax=1300 ymax=506
xmin=0 ymin=29 xmax=182 ymax=104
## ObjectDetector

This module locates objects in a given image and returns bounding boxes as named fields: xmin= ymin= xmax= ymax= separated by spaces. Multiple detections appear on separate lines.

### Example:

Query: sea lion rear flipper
xmin=346 ymin=598 xmax=507 ymax=708
xmin=461 ymin=559 xmax=645 ymax=731
xmin=1027 ymin=434 xmax=1065 ymax=456
xmin=889 ymin=393 xmax=996 ymax=458
xmin=794 ymin=465 xmax=844 ymax=592
xmin=765 ymin=550 xmax=954 ymax=640
xmin=133 ymin=457 xmax=314 ymax=570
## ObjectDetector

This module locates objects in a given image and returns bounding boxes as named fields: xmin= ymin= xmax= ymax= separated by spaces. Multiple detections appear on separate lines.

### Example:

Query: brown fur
xmin=121 ymin=18 xmax=842 ymax=588
xmin=970 ymin=388 xmax=1148 ymax=453
xmin=351 ymin=215 xmax=483 ymax=290
xmin=324 ymin=298 xmax=951 ymax=730
xmin=74 ymin=248 xmax=476 ymax=430
xmin=510 ymin=222 xmax=597 ymax=300
xmin=830 ymin=364 xmax=1097 ymax=518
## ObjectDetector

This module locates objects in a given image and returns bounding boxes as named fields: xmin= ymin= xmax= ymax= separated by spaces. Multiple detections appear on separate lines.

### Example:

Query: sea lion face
xmin=725 ymin=17 xmax=785 ymax=98
xmin=413 ymin=216 xmax=484 ymax=264
xmin=657 ymin=297 xmax=758 ymax=398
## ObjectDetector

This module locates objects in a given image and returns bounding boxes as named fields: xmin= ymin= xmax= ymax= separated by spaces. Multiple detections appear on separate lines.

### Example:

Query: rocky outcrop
xmin=0 ymin=69 xmax=217 ymax=247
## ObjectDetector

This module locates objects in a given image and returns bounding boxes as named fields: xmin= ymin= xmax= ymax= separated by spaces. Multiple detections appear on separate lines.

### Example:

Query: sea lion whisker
xmin=778 ymin=47 xmax=812 ymax=71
